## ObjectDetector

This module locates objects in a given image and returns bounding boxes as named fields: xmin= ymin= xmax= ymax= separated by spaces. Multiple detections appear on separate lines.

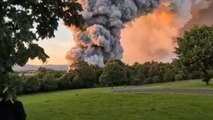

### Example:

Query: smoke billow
xmin=121 ymin=0 xmax=212 ymax=64
xmin=66 ymin=0 xmax=212 ymax=66
xmin=66 ymin=0 xmax=161 ymax=67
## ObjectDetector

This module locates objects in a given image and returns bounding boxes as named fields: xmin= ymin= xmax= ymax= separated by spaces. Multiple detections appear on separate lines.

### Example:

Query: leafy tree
xmin=152 ymin=75 xmax=161 ymax=83
xmin=99 ymin=59 xmax=127 ymax=88
xmin=132 ymin=62 xmax=150 ymax=85
xmin=163 ymin=69 xmax=175 ymax=82
xmin=58 ymin=71 xmax=75 ymax=90
xmin=24 ymin=76 xmax=40 ymax=93
xmin=71 ymin=61 xmax=96 ymax=88
xmin=0 ymin=0 xmax=85 ymax=95
xmin=175 ymin=25 xmax=213 ymax=85
xmin=40 ymin=74 xmax=58 ymax=92
xmin=90 ymin=65 xmax=103 ymax=86
xmin=0 ymin=73 xmax=22 ymax=100
xmin=124 ymin=65 xmax=135 ymax=86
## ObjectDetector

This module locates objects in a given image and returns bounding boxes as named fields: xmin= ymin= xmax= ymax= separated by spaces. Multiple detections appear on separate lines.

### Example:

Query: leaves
xmin=175 ymin=25 xmax=213 ymax=83
xmin=0 ymin=0 xmax=85 ymax=73
xmin=0 ymin=0 xmax=85 ymax=98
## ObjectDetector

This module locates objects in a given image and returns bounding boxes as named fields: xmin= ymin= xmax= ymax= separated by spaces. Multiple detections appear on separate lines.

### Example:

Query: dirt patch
xmin=113 ymin=89 xmax=213 ymax=95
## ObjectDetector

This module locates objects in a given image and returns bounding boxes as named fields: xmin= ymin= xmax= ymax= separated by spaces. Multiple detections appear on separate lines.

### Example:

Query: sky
xmin=27 ymin=1 xmax=213 ymax=66
xmin=27 ymin=23 xmax=74 ymax=65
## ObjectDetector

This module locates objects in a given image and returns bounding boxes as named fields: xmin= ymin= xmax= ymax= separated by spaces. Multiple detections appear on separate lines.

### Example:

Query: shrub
xmin=24 ymin=76 xmax=40 ymax=93
xmin=40 ymin=75 xmax=58 ymax=92
xmin=58 ymin=72 xmax=74 ymax=90
xmin=99 ymin=60 xmax=127 ymax=88
xmin=163 ymin=69 xmax=175 ymax=82
xmin=152 ymin=76 xmax=161 ymax=83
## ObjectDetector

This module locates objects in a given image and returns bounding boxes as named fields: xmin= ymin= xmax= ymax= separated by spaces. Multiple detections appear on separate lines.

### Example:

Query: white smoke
xmin=66 ymin=0 xmax=212 ymax=66
xmin=169 ymin=0 xmax=211 ymax=27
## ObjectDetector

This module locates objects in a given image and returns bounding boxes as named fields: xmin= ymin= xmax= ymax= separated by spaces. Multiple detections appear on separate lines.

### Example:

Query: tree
xmin=71 ymin=61 xmax=96 ymax=88
xmin=24 ymin=76 xmax=40 ymax=93
xmin=90 ymin=65 xmax=103 ymax=86
xmin=0 ymin=73 xmax=22 ymax=99
xmin=131 ymin=62 xmax=151 ymax=85
xmin=99 ymin=59 xmax=127 ymax=88
xmin=40 ymin=74 xmax=58 ymax=92
xmin=0 ymin=0 xmax=85 ymax=96
xmin=58 ymin=71 xmax=75 ymax=90
xmin=163 ymin=69 xmax=175 ymax=82
xmin=175 ymin=25 xmax=213 ymax=85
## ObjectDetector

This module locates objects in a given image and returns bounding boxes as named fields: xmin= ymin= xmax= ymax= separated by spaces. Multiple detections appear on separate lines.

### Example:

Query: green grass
xmin=140 ymin=79 xmax=213 ymax=89
xmin=19 ymin=81 xmax=213 ymax=120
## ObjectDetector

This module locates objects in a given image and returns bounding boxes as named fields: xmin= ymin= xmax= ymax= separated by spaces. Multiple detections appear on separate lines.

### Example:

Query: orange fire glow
xmin=161 ymin=1 xmax=171 ymax=8
xmin=121 ymin=5 xmax=178 ymax=64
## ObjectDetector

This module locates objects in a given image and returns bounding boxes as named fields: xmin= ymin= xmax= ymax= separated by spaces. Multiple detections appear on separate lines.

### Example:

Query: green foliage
xmin=89 ymin=65 xmax=103 ymax=86
xmin=40 ymin=74 xmax=58 ymax=92
xmin=0 ymin=0 xmax=85 ymax=99
xmin=71 ymin=61 xmax=96 ymax=88
xmin=100 ymin=59 xmax=127 ymax=87
xmin=132 ymin=62 xmax=150 ymax=85
xmin=152 ymin=75 xmax=161 ymax=83
xmin=174 ymin=73 xmax=184 ymax=81
xmin=124 ymin=65 xmax=135 ymax=85
xmin=0 ymin=73 xmax=22 ymax=100
xmin=58 ymin=72 xmax=74 ymax=89
xmin=163 ymin=69 xmax=175 ymax=82
xmin=0 ymin=0 xmax=84 ymax=73
xmin=176 ymin=25 xmax=213 ymax=85
xmin=24 ymin=76 xmax=40 ymax=93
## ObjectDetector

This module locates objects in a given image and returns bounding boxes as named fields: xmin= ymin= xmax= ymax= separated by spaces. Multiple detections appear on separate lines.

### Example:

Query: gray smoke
xmin=66 ymin=0 xmax=212 ymax=66
xmin=121 ymin=0 xmax=212 ymax=64
xmin=182 ymin=0 xmax=213 ymax=33
xmin=66 ymin=0 xmax=161 ymax=67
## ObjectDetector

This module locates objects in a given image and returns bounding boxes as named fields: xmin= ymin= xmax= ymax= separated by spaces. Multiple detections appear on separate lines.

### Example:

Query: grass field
xmin=19 ymin=80 xmax=213 ymax=120
xmin=141 ymin=79 xmax=213 ymax=89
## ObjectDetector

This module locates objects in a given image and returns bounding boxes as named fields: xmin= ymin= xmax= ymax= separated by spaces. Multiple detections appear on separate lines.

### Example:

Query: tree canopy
xmin=100 ymin=59 xmax=127 ymax=88
xmin=0 ymin=0 xmax=85 ymax=97
xmin=0 ymin=0 xmax=84 ymax=74
xmin=175 ymin=25 xmax=213 ymax=85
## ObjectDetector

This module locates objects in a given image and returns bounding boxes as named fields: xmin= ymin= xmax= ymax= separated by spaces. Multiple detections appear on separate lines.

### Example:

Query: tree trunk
xmin=203 ymin=69 xmax=210 ymax=85
xmin=205 ymin=81 xmax=209 ymax=85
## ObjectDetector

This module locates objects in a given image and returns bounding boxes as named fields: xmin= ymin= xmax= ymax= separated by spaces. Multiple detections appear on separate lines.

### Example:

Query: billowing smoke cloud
xmin=66 ymin=0 xmax=212 ymax=66
xmin=121 ymin=0 xmax=212 ymax=64
xmin=66 ymin=0 xmax=161 ymax=67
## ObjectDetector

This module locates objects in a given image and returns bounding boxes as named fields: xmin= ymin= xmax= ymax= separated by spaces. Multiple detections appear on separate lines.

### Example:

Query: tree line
xmin=6 ymin=58 xmax=212 ymax=95
xmin=3 ymin=25 xmax=213 ymax=95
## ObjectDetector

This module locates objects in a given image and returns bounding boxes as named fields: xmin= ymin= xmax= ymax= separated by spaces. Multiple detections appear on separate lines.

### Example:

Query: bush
xmin=58 ymin=72 xmax=74 ymax=90
xmin=99 ymin=60 xmax=127 ymax=87
xmin=130 ymin=78 xmax=143 ymax=85
xmin=175 ymin=73 xmax=184 ymax=81
xmin=0 ymin=73 xmax=23 ymax=98
xmin=163 ymin=69 xmax=175 ymax=82
xmin=152 ymin=76 xmax=161 ymax=83
xmin=40 ymin=75 xmax=58 ymax=92
xmin=24 ymin=76 xmax=40 ymax=93
xmin=144 ymin=77 xmax=153 ymax=84
xmin=71 ymin=61 xmax=97 ymax=88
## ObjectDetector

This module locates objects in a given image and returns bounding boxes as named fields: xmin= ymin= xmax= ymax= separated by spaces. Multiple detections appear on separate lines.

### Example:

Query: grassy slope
xmin=19 ymin=80 xmax=213 ymax=120
xmin=141 ymin=79 xmax=213 ymax=89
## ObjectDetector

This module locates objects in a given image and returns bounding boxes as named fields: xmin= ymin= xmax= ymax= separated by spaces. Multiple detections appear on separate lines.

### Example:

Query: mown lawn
xmin=141 ymin=79 xmax=213 ymax=89
xmin=19 ymin=80 xmax=213 ymax=120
